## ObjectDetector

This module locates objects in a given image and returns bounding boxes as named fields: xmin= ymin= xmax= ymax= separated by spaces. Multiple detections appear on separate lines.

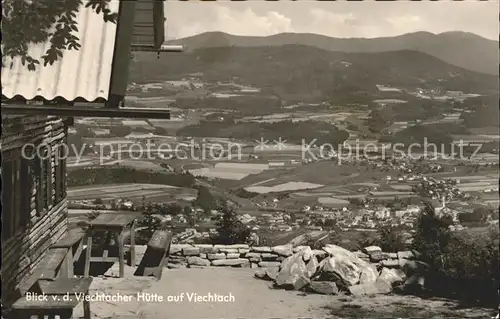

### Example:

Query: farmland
xmin=67 ymin=183 xmax=197 ymax=203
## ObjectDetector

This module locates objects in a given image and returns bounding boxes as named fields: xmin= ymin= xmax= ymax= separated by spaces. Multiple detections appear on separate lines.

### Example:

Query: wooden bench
xmin=11 ymin=278 xmax=92 ymax=319
xmin=50 ymin=228 xmax=86 ymax=278
xmin=134 ymin=230 xmax=173 ymax=279
xmin=16 ymin=229 xmax=86 ymax=302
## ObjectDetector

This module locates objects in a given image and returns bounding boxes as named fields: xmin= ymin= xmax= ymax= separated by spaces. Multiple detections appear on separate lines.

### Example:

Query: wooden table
xmin=11 ymin=278 xmax=93 ymax=319
xmin=84 ymin=214 xmax=136 ymax=278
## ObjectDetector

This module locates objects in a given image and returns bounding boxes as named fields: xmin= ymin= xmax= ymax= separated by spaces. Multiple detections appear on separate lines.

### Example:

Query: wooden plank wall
xmin=1 ymin=115 xmax=69 ymax=306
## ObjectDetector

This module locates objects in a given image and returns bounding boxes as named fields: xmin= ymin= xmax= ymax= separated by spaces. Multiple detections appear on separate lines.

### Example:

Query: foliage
xmin=67 ymin=167 xmax=196 ymax=188
xmin=2 ymin=0 xmax=117 ymax=71
xmin=183 ymin=206 xmax=197 ymax=227
xmin=193 ymin=186 xmax=218 ymax=214
xmin=458 ymin=207 xmax=492 ymax=224
xmin=233 ymin=188 xmax=259 ymax=199
xmin=413 ymin=204 xmax=499 ymax=306
xmin=210 ymin=205 xmax=250 ymax=245
xmin=368 ymin=109 xmax=391 ymax=133
xmin=178 ymin=120 xmax=349 ymax=146
xmin=377 ymin=225 xmax=407 ymax=253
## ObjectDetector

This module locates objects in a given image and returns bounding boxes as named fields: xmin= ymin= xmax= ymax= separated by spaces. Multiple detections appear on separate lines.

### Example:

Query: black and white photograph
xmin=1 ymin=0 xmax=499 ymax=318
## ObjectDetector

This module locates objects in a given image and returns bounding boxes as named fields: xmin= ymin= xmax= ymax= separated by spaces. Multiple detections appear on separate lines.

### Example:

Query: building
xmin=1 ymin=0 xmax=180 ymax=308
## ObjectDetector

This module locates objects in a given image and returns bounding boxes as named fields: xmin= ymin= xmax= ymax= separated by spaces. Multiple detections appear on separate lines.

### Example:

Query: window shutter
xmin=131 ymin=0 xmax=165 ymax=49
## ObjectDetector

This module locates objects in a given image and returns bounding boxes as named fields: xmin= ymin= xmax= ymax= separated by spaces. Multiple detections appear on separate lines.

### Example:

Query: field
xmin=246 ymin=182 xmax=324 ymax=194
xmin=67 ymin=183 xmax=197 ymax=203
xmin=189 ymin=162 xmax=271 ymax=180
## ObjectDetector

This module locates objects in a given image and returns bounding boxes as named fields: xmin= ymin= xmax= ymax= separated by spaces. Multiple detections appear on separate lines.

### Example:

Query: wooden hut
xmin=1 ymin=0 xmax=181 ymax=308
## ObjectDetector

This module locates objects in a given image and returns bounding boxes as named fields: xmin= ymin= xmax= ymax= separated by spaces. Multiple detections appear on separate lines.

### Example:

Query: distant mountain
xmin=167 ymin=31 xmax=499 ymax=75
xmin=131 ymin=45 xmax=498 ymax=99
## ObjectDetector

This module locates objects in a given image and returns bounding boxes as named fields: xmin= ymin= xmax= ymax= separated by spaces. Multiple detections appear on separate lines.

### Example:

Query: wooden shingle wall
xmin=1 ymin=115 xmax=69 ymax=306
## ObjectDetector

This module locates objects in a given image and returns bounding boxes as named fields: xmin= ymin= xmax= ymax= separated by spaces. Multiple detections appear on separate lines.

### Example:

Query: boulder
xmin=182 ymin=247 xmax=200 ymax=256
xmin=359 ymin=266 xmax=378 ymax=284
xmin=381 ymin=259 xmax=399 ymax=268
xmin=211 ymin=258 xmax=250 ymax=267
xmin=261 ymin=253 xmax=280 ymax=261
xmin=305 ymin=256 xmax=319 ymax=278
xmin=251 ymin=246 xmax=272 ymax=253
xmin=363 ymin=246 xmax=382 ymax=254
xmin=170 ymin=244 xmax=192 ymax=255
xmin=227 ymin=244 xmax=250 ymax=249
xmin=226 ymin=253 xmax=240 ymax=259
xmin=245 ymin=252 xmax=261 ymax=259
xmin=309 ymin=281 xmax=339 ymax=295
xmin=272 ymin=245 xmax=294 ymax=257
xmin=292 ymin=246 xmax=309 ymax=253
xmin=274 ymin=250 xmax=308 ymax=289
xmin=403 ymin=274 xmax=425 ymax=293
xmin=215 ymin=244 xmax=249 ymax=250
xmin=254 ymin=269 xmax=269 ymax=280
xmin=251 ymin=263 xmax=259 ymax=268
xmin=187 ymin=257 xmax=210 ymax=267
xmin=353 ymin=251 xmax=369 ymax=259
xmin=312 ymin=250 xmax=328 ymax=260
xmin=292 ymin=274 xmax=311 ymax=290
xmin=249 ymin=257 xmax=261 ymax=263
xmin=377 ymin=268 xmax=405 ymax=286
xmin=388 ymin=253 xmax=398 ymax=259
xmin=199 ymin=253 xmax=207 ymax=259
xmin=369 ymin=251 xmax=391 ymax=262
xmin=397 ymin=251 xmax=415 ymax=260
xmin=168 ymin=256 xmax=187 ymax=264
xmin=194 ymin=244 xmax=216 ymax=254
xmin=207 ymin=253 xmax=226 ymax=260
xmin=258 ymin=261 xmax=281 ymax=268
xmin=401 ymin=260 xmax=430 ymax=276
xmin=302 ymin=247 xmax=314 ymax=262
xmin=239 ymin=248 xmax=250 ymax=254
xmin=266 ymin=267 xmax=279 ymax=281
xmin=348 ymin=281 xmax=392 ymax=296
xmin=219 ymin=248 xmax=239 ymax=254
xmin=320 ymin=244 xmax=378 ymax=287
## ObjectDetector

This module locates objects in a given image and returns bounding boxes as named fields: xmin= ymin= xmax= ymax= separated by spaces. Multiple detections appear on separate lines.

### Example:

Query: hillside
xmin=166 ymin=31 xmax=498 ymax=75
xmin=130 ymin=45 xmax=498 ymax=98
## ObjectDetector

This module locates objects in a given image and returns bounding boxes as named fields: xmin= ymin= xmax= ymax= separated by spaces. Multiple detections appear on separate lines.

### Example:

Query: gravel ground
xmin=73 ymin=265 xmax=493 ymax=319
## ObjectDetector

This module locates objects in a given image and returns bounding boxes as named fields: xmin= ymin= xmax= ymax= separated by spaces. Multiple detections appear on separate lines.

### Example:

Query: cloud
xmin=165 ymin=1 xmax=498 ymax=40
xmin=167 ymin=4 xmax=294 ymax=39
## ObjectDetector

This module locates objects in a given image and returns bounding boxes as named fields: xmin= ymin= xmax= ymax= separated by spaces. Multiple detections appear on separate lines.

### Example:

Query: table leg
xmin=74 ymin=239 xmax=84 ymax=262
xmin=66 ymin=248 xmax=74 ymax=278
xmin=83 ymin=299 xmax=91 ymax=319
xmin=102 ymin=232 xmax=110 ymax=259
xmin=84 ymin=232 xmax=93 ymax=278
xmin=130 ymin=221 xmax=136 ymax=267
xmin=115 ymin=232 xmax=125 ymax=278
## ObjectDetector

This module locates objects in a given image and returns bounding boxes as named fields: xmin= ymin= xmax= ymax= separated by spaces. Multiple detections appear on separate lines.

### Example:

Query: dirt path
xmin=75 ymin=266 xmax=494 ymax=319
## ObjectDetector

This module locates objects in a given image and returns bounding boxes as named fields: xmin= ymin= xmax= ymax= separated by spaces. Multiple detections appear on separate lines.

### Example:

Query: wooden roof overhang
xmin=1 ymin=0 xmax=183 ymax=119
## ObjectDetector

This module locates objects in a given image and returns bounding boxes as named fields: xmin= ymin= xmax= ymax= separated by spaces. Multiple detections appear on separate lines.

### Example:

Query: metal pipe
xmin=131 ymin=44 xmax=184 ymax=52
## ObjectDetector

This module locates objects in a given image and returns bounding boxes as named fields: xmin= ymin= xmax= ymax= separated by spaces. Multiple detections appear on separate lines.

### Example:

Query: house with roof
xmin=1 ymin=0 xmax=181 ymax=310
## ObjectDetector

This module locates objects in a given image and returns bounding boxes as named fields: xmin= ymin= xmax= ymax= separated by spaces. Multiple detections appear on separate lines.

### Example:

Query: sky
xmin=164 ymin=1 xmax=499 ymax=40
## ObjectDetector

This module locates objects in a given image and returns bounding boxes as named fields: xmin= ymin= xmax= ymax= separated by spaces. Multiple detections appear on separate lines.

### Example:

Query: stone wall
xmin=165 ymin=244 xmax=303 ymax=269
xmin=163 ymin=244 xmax=422 ymax=273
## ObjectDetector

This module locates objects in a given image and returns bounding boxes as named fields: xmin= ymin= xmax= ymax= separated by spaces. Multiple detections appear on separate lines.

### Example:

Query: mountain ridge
xmin=167 ymin=31 xmax=498 ymax=75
